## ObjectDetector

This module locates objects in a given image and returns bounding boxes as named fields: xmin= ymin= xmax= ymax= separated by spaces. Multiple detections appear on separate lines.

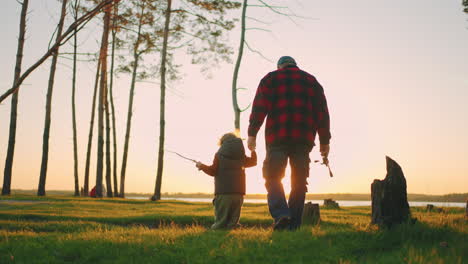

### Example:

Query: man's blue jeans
xmin=263 ymin=144 xmax=312 ymax=229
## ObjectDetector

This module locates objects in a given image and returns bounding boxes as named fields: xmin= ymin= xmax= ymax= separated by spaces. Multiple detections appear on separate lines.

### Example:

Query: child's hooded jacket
xmin=199 ymin=137 xmax=256 ymax=194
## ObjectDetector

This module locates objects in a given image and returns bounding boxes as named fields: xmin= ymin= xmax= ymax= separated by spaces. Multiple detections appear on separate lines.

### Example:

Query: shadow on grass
xmin=0 ymin=211 xmax=274 ymax=232
xmin=0 ymin=195 xmax=201 ymax=205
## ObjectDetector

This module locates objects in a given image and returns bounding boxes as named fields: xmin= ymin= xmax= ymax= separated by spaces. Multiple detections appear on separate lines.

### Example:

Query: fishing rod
xmin=314 ymin=157 xmax=334 ymax=178
xmin=166 ymin=149 xmax=198 ymax=163
xmin=167 ymin=148 xmax=333 ymax=177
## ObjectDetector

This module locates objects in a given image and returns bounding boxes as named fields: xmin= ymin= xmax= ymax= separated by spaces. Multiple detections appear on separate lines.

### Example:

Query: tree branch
xmin=172 ymin=9 xmax=232 ymax=29
xmin=246 ymin=27 xmax=271 ymax=32
xmin=248 ymin=4 xmax=287 ymax=9
xmin=239 ymin=102 xmax=251 ymax=112
xmin=244 ymin=41 xmax=272 ymax=62
xmin=246 ymin=16 xmax=271 ymax=25
xmin=0 ymin=0 xmax=116 ymax=104
xmin=254 ymin=0 xmax=316 ymax=26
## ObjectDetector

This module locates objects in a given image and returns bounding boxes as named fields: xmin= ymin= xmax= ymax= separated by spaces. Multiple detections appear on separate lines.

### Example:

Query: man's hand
xmin=320 ymin=144 xmax=330 ymax=166
xmin=320 ymin=144 xmax=330 ymax=158
xmin=247 ymin=136 xmax=256 ymax=151
xmin=196 ymin=162 xmax=203 ymax=170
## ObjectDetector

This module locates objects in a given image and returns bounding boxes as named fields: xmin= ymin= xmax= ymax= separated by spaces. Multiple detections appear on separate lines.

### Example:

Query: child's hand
xmin=196 ymin=162 xmax=203 ymax=170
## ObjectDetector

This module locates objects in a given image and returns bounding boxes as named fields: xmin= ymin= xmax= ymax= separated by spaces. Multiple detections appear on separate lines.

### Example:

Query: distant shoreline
xmin=164 ymin=193 xmax=468 ymax=203
xmin=3 ymin=189 xmax=467 ymax=203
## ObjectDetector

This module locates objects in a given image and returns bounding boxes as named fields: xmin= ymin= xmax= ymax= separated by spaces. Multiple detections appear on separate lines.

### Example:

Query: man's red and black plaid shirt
xmin=248 ymin=65 xmax=331 ymax=147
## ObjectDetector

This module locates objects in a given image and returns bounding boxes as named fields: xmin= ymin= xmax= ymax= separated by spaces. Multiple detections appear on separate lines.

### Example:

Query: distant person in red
xmin=196 ymin=132 xmax=257 ymax=229
xmin=247 ymin=56 xmax=331 ymax=230
xmin=89 ymin=185 xmax=106 ymax=197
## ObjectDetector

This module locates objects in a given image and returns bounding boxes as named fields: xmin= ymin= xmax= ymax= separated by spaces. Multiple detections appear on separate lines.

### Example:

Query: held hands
xmin=247 ymin=136 xmax=256 ymax=151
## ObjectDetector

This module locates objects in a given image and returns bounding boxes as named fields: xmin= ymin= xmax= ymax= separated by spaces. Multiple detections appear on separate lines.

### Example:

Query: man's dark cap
xmin=277 ymin=56 xmax=297 ymax=66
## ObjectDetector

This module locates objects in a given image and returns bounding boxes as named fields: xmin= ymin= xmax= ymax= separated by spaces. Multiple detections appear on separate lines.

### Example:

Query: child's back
xmin=215 ymin=136 xmax=249 ymax=195
xmin=196 ymin=133 xmax=257 ymax=229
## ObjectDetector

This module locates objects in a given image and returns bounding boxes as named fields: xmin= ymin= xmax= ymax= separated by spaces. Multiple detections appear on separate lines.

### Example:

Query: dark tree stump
xmin=371 ymin=156 xmax=411 ymax=228
xmin=427 ymin=204 xmax=444 ymax=213
xmin=324 ymin=199 xmax=340 ymax=209
xmin=426 ymin=204 xmax=434 ymax=212
xmin=302 ymin=202 xmax=320 ymax=225
xmin=465 ymin=200 xmax=467 ymax=217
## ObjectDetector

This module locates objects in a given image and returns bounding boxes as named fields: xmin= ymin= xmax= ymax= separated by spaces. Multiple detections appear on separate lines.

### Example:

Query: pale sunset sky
xmin=0 ymin=0 xmax=467 ymax=195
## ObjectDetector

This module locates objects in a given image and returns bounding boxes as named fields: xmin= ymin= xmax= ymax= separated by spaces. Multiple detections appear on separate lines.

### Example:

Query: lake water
xmin=127 ymin=197 xmax=466 ymax=208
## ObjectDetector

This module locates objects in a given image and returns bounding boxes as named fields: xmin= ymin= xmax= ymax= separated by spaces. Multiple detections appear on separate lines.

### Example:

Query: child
xmin=196 ymin=132 xmax=257 ymax=229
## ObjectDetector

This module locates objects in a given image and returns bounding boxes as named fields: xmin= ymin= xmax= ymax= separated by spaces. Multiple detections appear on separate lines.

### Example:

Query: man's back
xmin=248 ymin=65 xmax=331 ymax=147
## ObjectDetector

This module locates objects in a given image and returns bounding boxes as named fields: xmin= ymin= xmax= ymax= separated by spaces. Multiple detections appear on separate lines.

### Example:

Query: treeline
xmin=1 ymin=0 xmax=242 ymax=200
xmin=169 ymin=193 xmax=468 ymax=202
xmin=1 ymin=0 xmax=298 ymax=200
xmin=2 ymin=189 xmax=466 ymax=202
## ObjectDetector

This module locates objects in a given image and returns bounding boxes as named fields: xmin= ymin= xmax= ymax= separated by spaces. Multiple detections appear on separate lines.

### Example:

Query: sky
xmin=0 ymin=0 xmax=467 ymax=195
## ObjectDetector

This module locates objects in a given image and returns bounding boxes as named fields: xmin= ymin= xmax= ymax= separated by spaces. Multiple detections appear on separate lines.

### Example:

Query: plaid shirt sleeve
xmin=312 ymin=80 xmax=331 ymax=145
xmin=248 ymin=74 xmax=272 ymax=137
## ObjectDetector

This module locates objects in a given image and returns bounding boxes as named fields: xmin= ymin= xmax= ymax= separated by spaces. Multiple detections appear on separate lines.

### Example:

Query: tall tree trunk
xmin=119 ymin=56 xmax=140 ymax=198
xmin=105 ymin=81 xmax=113 ymax=197
xmin=231 ymin=0 xmax=247 ymax=132
xmin=83 ymin=60 xmax=101 ymax=196
xmin=109 ymin=1 xmax=119 ymax=197
xmin=71 ymin=0 xmax=80 ymax=197
xmin=96 ymin=3 xmax=112 ymax=198
xmin=120 ymin=6 xmax=144 ymax=199
xmin=38 ymin=0 xmax=68 ymax=196
xmin=2 ymin=0 xmax=29 ymax=196
xmin=152 ymin=0 xmax=172 ymax=201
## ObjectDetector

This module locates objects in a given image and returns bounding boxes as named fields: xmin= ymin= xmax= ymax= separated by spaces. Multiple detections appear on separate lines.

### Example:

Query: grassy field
xmin=0 ymin=195 xmax=466 ymax=263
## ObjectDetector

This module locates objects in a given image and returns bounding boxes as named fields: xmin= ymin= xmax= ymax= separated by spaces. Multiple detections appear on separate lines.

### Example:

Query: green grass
xmin=0 ymin=195 xmax=466 ymax=263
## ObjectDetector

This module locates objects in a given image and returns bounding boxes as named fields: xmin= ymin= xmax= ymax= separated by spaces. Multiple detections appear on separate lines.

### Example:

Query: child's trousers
xmin=211 ymin=194 xmax=244 ymax=229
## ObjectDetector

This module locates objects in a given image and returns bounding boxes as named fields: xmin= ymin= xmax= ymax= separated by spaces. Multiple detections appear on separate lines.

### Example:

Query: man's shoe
xmin=273 ymin=216 xmax=290 ymax=231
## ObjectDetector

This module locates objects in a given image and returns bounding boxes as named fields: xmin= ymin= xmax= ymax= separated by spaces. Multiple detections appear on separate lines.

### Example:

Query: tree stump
xmin=324 ymin=199 xmax=340 ymax=209
xmin=465 ymin=199 xmax=467 ymax=218
xmin=371 ymin=156 xmax=411 ymax=228
xmin=302 ymin=202 xmax=320 ymax=225
xmin=427 ymin=204 xmax=444 ymax=213
xmin=426 ymin=204 xmax=434 ymax=212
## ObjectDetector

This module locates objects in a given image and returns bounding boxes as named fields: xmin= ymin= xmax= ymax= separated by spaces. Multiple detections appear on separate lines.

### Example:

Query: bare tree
xmin=151 ymin=0 xmax=242 ymax=201
xmin=105 ymin=79 xmax=113 ymax=197
xmin=230 ymin=0 xmax=305 ymax=131
xmin=119 ymin=0 xmax=160 ymax=198
xmin=109 ymin=1 xmax=119 ymax=197
xmin=38 ymin=0 xmax=69 ymax=196
xmin=0 ymin=0 xmax=116 ymax=104
xmin=231 ymin=0 xmax=248 ymax=131
xmin=83 ymin=59 xmax=101 ymax=196
xmin=152 ymin=0 xmax=172 ymax=201
xmin=2 ymin=0 xmax=29 ymax=196
xmin=71 ymin=0 xmax=81 ymax=197
xmin=95 ymin=3 xmax=112 ymax=198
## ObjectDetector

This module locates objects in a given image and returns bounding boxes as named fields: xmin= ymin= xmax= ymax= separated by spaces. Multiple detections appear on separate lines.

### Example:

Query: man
xmin=247 ymin=56 xmax=331 ymax=230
